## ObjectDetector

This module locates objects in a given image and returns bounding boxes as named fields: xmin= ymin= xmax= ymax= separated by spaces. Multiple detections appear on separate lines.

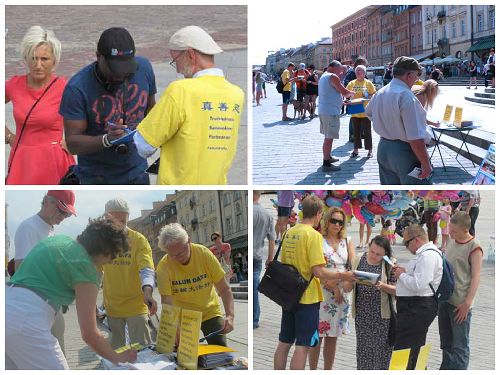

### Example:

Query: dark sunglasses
xmin=211 ymin=237 xmax=219 ymax=241
xmin=404 ymin=236 xmax=417 ymax=247
xmin=329 ymin=218 xmax=344 ymax=226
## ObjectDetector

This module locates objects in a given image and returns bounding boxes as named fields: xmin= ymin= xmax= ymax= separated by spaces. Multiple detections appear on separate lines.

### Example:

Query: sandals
xmin=367 ymin=152 xmax=373 ymax=158
xmin=350 ymin=152 xmax=358 ymax=158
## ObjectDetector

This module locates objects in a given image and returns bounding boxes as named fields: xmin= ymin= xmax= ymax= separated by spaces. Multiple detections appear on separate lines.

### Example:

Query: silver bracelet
xmin=102 ymin=134 xmax=112 ymax=148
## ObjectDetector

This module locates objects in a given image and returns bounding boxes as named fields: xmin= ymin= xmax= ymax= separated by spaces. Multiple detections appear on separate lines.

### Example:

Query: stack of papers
xmin=198 ymin=345 xmax=236 ymax=369
xmin=101 ymin=348 xmax=177 ymax=370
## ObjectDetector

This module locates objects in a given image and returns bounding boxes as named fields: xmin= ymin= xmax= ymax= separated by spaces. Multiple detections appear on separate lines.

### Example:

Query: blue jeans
xmin=438 ymin=302 xmax=472 ymax=369
xmin=253 ymin=259 xmax=262 ymax=328
xmin=377 ymin=138 xmax=433 ymax=185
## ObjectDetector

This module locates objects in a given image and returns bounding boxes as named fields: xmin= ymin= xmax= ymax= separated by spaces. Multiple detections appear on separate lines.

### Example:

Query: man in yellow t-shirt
xmin=346 ymin=65 xmax=377 ymax=158
xmin=135 ymin=26 xmax=244 ymax=185
xmin=156 ymin=223 xmax=234 ymax=347
xmin=102 ymin=198 xmax=157 ymax=349
xmin=281 ymin=63 xmax=296 ymax=121
xmin=274 ymin=196 xmax=356 ymax=370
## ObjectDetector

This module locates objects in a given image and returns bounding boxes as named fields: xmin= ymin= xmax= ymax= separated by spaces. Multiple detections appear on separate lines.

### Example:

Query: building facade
xmin=409 ymin=6 xmax=424 ymax=57
xmin=311 ymin=38 xmax=333 ymax=70
xmin=128 ymin=195 xmax=177 ymax=266
xmin=393 ymin=6 xmax=411 ymax=58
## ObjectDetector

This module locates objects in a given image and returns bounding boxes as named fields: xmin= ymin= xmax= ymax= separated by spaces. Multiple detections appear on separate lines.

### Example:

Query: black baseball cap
xmin=97 ymin=27 xmax=137 ymax=75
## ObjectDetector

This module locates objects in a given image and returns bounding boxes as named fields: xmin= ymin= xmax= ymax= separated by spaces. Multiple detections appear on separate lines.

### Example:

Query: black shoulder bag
xmin=7 ymin=77 xmax=59 ymax=181
xmin=257 ymin=230 xmax=314 ymax=311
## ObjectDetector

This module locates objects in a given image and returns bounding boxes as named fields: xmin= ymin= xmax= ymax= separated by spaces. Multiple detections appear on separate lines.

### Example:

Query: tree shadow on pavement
xmin=262 ymin=118 xmax=311 ymax=128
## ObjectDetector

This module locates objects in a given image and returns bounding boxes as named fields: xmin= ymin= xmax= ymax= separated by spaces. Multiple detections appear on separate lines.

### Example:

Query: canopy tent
xmin=466 ymin=36 xmax=495 ymax=53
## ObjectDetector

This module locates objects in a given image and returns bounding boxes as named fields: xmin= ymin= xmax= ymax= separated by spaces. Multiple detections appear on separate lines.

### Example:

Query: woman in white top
xmin=308 ymin=207 xmax=355 ymax=370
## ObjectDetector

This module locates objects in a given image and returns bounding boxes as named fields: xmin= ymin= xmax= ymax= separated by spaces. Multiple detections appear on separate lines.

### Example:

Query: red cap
xmin=47 ymin=190 xmax=77 ymax=216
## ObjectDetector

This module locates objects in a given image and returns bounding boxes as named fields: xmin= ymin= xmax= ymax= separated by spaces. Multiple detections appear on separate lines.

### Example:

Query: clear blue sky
xmin=250 ymin=1 xmax=365 ymax=64
xmin=5 ymin=190 xmax=174 ymax=259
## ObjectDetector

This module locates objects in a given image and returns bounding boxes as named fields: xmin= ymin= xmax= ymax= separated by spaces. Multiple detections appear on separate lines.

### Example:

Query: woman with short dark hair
xmin=6 ymin=217 xmax=136 ymax=369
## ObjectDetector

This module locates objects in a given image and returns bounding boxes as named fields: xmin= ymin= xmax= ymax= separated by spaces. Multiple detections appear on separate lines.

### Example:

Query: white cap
xmin=299 ymin=63 xmax=306 ymax=69
xmin=168 ymin=25 xmax=223 ymax=55
xmin=105 ymin=198 xmax=129 ymax=214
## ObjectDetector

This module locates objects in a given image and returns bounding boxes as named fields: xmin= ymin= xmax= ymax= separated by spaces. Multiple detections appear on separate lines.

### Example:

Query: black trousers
xmin=395 ymin=296 xmax=438 ymax=369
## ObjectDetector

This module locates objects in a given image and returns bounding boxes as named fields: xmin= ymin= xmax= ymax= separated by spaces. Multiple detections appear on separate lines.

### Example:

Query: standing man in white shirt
xmin=393 ymin=224 xmax=443 ymax=369
xmin=365 ymin=56 xmax=432 ymax=184
xmin=13 ymin=190 xmax=77 ymax=356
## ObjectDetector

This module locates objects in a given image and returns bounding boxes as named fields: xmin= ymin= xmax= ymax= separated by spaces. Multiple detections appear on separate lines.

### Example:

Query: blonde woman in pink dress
xmin=439 ymin=198 xmax=452 ymax=251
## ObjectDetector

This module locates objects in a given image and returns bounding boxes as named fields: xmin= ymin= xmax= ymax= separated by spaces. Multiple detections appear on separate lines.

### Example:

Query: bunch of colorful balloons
xmin=290 ymin=190 xmax=461 ymax=227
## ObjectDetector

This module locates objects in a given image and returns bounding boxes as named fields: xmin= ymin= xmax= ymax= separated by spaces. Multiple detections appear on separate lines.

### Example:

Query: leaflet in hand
xmin=354 ymin=270 xmax=380 ymax=285
xmin=110 ymin=128 xmax=136 ymax=145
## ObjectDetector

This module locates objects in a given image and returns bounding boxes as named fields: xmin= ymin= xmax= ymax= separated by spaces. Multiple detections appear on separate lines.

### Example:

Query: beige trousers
xmin=107 ymin=314 xmax=152 ymax=349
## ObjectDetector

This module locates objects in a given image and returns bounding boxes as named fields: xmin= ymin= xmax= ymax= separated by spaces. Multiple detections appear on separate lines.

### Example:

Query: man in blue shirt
xmin=60 ymin=27 xmax=156 ymax=184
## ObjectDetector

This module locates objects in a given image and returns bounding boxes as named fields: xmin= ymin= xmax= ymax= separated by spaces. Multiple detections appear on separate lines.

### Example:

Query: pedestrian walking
xmin=280 ymin=63 xmax=296 ymax=121
xmin=457 ymin=190 xmax=480 ymax=236
xmin=210 ymin=231 xmax=233 ymax=283
xmin=467 ymin=61 xmax=478 ymax=89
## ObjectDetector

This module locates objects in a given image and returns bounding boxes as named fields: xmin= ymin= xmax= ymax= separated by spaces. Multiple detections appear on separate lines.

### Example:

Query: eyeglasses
xmin=54 ymin=202 xmax=71 ymax=218
xmin=211 ymin=237 xmax=219 ymax=241
xmin=404 ymin=236 xmax=418 ymax=248
xmin=329 ymin=218 xmax=344 ymax=226
xmin=169 ymin=51 xmax=185 ymax=67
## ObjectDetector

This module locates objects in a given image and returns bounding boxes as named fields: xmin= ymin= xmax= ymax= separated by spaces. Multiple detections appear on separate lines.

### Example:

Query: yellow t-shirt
xmin=102 ymin=228 xmax=154 ymax=318
xmin=156 ymin=243 xmax=226 ymax=321
xmin=281 ymin=69 xmax=292 ymax=91
xmin=280 ymin=224 xmax=325 ymax=304
xmin=137 ymin=75 xmax=244 ymax=185
xmin=346 ymin=79 xmax=377 ymax=118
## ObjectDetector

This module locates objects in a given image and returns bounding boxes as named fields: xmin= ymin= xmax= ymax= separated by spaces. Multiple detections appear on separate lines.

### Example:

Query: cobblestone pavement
xmin=252 ymin=85 xmax=481 ymax=185
xmin=5 ymin=5 xmax=247 ymax=184
xmin=62 ymin=288 xmax=247 ymax=369
xmin=253 ymin=192 xmax=495 ymax=370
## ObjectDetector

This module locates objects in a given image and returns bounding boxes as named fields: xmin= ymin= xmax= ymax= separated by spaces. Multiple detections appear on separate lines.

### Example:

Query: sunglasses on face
xmin=404 ymin=236 xmax=417 ymax=247
xmin=329 ymin=218 xmax=344 ymax=226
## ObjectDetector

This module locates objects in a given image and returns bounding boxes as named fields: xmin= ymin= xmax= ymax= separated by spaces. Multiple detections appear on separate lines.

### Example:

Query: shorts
xmin=279 ymin=302 xmax=320 ymax=347
xmin=297 ymin=90 xmax=306 ymax=102
xmin=277 ymin=206 xmax=292 ymax=217
xmin=319 ymin=115 xmax=340 ymax=139
xmin=282 ymin=91 xmax=291 ymax=104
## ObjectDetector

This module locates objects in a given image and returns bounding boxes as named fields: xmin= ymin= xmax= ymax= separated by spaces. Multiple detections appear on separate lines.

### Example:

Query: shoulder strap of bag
xmin=273 ymin=229 xmax=315 ymax=283
xmin=7 ymin=77 xmax=59 ymax=176
xmin=422 ymin=247 xmax=443 ymax=296
xmin=384 ymin=261 xmax=396 ymax=317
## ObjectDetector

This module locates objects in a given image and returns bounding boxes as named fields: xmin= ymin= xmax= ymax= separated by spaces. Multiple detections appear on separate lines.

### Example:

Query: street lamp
xmin=427 ymin=11 xmax=435 ymax=65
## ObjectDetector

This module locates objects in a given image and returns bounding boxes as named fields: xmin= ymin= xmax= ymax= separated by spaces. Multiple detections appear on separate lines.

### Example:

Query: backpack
xmin=424 ymin=248 xmax=455 ymax=302
xmin=276 ymin=74 xmax=285 ymax=93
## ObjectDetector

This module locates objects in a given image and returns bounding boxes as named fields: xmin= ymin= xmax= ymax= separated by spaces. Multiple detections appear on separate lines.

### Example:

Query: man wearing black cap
xmin=366 ymin=56 xmax=433 ymax=184
xmin=13 ymin=190 xmax=77 ymax=356
xmin=60 ymin=27 xmax=157 ymax=184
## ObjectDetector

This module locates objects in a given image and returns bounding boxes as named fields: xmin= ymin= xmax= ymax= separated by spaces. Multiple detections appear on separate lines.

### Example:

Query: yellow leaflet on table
xmin=156 ymin=304 xmax=181 ymax=354
xmin=443 ymin=104 xmax=453 ymax=123
xmin=389 ymin=348 xmax=411 ymax=370
xmin=454 ymin=107 xmax=463 ymax=127
xmin=198 ymin=344 xmax=236 ymax=356
xmin=177 ymin=309 xmax=202 ymax=370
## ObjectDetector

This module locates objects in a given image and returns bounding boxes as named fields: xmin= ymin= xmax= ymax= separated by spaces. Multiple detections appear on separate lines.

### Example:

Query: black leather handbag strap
xmin=272 ymin=229 xmax=314 ymax=283
xmin=7 ymin=77 xmax=59 ymax=176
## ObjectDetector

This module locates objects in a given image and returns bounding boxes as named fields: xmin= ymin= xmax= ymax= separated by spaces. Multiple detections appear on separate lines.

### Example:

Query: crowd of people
xmin=6 ymin=25 xmax=244 ymax=185
xmin=5 ymin=191 xmax=235 ymax=369
xmin=256 ymin=48 xmax=495 ymax=184
xmin=254 ymin=190 xmax=484 ymax=370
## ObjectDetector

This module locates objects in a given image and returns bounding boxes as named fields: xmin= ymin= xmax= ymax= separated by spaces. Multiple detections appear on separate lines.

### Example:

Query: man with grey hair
xmin=101 ymin=198 xmax=157 ymax=349
xmin=156 ymin=223 xmax=235 ymax=346
xmin=365 ymin=56 xmax=432 ymax=184
xmin=13 ymin=190 xmax=76 ymax=355
xmin=135 ymin=25 xmax=244 ymax=185
xmin=318 ymin=60 xmax=355 ymax=172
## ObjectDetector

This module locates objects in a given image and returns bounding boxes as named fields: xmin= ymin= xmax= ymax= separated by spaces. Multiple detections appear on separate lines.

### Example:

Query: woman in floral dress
xmin=351 ymin=235 xmax=397 ymax=369
xmin=308 ymin=207 xmax=355 ymax=369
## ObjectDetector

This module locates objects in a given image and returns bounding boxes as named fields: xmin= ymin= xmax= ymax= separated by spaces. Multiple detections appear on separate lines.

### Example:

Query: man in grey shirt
xmin=318 ymin=60 xmax=354 ymax=172
xmin=253 ymin=190 xmax=275 ymax=329
xmin=365 ymin=56 xmax=432 ymax=184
